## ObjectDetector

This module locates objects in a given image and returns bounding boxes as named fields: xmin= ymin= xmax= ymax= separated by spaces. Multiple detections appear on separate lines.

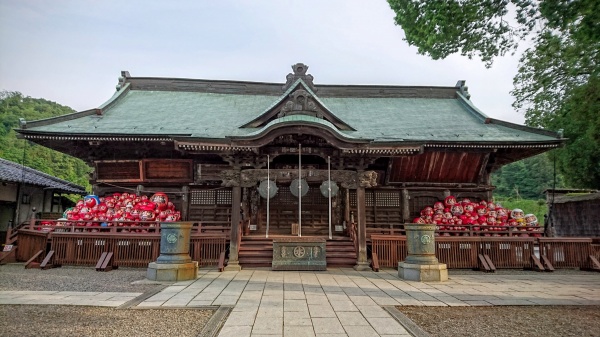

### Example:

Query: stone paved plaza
xmin=1 ymin=268 xmax=599 ymax=336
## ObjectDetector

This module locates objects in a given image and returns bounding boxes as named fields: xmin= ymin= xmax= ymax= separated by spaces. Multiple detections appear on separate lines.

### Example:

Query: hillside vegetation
xmin=0 ymin=91 xmax=91 ymax=191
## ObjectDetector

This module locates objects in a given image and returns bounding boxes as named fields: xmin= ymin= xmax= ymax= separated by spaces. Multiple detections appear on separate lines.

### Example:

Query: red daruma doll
xmin=151 ymin=193 xmax=169 ymax=211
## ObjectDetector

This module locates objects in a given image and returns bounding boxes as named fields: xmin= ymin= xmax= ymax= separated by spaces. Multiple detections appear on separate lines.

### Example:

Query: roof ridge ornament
xmin=116 ymin=71 xmax=130 ymax=91
xmin=455 ymin=80 xmax=471 ymax=99
xmin=283 ymin=63 xmax=317 ymax=92
xmin=278 ymin=89 xmax=323 ymax=119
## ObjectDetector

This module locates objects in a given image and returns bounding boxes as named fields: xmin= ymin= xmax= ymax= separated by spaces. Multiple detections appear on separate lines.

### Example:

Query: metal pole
xmin=328 ymin=156 xmax=332 ymax=240
xmin=298 ymin=144 xmax=302 ymax=237
xmin=266 ymin=155 xmax=270 ymax=239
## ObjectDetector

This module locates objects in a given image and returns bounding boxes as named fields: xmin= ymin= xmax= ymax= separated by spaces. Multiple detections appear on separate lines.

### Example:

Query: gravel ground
xmin=398 ymin=306 xmax=600 ymax=337
xmin=2 ymin=264 xmax=599 ymax=337
xmin=0 ymin=306 xmax=213 ymax=337
xmin=0 ymin=264 xmax=214 ymax=337
xmin=0 ymin=264 xmax=158 ymax=293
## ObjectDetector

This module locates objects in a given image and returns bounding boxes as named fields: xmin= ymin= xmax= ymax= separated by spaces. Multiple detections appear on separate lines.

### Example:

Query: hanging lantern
xmin=319 ymin=180 xmax=339 ymax=197
xmin=290 ymin=179 xmax=309 ymax=198
xmin=258 ymin=180 xmax=278 ymax=199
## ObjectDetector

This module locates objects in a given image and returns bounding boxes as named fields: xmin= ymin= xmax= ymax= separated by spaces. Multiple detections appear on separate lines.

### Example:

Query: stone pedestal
xmin=272 ymin=238 xmax=326 ymax=271
xmin=147 ymin=222 xmax=198 ymax=282
xmin=398 ymin=223 xmax=447 ymax=282
xmin=398 ymin=262 xmax=447 ymax=282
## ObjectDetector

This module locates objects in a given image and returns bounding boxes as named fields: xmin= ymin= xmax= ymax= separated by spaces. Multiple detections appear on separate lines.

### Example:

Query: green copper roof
xmin=20 ymin=77 xmax=560 ymax=144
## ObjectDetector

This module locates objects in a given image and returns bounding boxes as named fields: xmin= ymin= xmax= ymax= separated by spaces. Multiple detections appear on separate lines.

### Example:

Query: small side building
xmin=545 ymin=189 xmax=600 ymax=237
xmin=0 ymin=158 xmax=87 ymax=241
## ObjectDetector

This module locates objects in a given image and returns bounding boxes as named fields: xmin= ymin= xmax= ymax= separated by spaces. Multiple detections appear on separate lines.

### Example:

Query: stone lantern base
xmin=398 ymin=262 xmax=448 ymax=282
xmin=147 ymin=261 xmax=198 ymax=282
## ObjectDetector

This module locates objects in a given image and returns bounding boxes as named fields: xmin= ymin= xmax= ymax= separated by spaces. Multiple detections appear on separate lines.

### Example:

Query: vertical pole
xmin=328 ymin=156 xmax=332 ymax=240
xmin=298 ymin=144 xmax=302 ymax=237
xmin=354 ymin=185 xmax=370 ymax=270
xmin=266 ymin=155 xmax=270 ymax=239
xmin=225 ymin=185 xmax=242 ymax=271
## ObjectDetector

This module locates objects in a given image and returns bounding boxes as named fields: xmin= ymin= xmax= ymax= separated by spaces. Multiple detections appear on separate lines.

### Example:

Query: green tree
xmin=492 ymin=154 xmax=564 ymax=199
xmin=387 ymin=0 xmax=600 ymax=188
xmin=0 ymin=91 xmax=91 ymax=191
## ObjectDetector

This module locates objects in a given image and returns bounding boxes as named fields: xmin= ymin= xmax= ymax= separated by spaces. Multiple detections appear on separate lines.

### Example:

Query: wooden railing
xmin=15 ymin=229 xmax=49 ymax=262
xmin=479 ymin=237 xmax=536 ymax=269
xmin=190 ymin=235 xmax=228 ymax=267
xmin=366 ymin=223 xmax=544 ymax=238
xmin=367 ymin=223 xmax=405 ymax=237
xmin=370 ymin=234 xmax=406 ymax=268
xmin=538 ymin=237 xmax=593 ymax=269
xmin=371 ymin=236 xmax=595 ymax=270
xmin=349 ymin=222 xmax=358 ymax=255
xmin=14 ymin=220 xmax=229 ymax=268
xmin=435 ymin=237 xmax=480 ymax=269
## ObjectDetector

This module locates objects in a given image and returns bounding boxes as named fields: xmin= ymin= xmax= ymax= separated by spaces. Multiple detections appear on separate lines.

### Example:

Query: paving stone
xmin=252 ymin=316 xmax=283 ymax=335
xmin=335 ymin=311 xmax=369 ymax=326
xmin=283 ymin=325 xmax=315 ymax=337
xmin=343 ymin=325 xmax=380 ymax=337
xmin=365 ymin=316 xmax=409 ymax=335
xmin=311 ymin=317 xmax=345 ymax=334
xmin=218 ymin=325 xmax=252 ymax=337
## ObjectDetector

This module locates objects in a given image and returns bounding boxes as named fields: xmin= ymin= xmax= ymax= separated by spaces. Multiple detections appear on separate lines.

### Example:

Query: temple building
xmin=16 ymin=63 xmax=563 ymax=269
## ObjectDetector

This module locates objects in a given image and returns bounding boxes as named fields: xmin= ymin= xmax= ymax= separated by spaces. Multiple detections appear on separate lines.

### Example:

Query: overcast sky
xmin=0 ymin=0 xmax=526 ymax=124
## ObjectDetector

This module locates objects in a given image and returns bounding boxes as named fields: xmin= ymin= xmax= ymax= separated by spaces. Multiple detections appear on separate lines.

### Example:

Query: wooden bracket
xmin=24 ymin=250 xmax=44 ymax=269
xmin=370 ymin=252 xmax=380 ymax=272
xmin=478 ymin=254 xmax=495 ymax=272
xmin=96 ymin=252 xmax=117 ymax=271
xmin=218 ymin=251 xmax=227 ymax=272
xmin=0 ymin=248 xmax=17 ymax=265
xmin=484 ymin=254 xmax=496 ymax=272
xmin=478 ymin=254 xmax=491 ymax=272
xmin=541 ymin=254 xmax=555 ymax=272
xmin=40 ymin=250 xmax=60 ymax=269
xmin=530 ymin=254 xmax=545 ymax=272
xmin=585 ymin=255 xmax=600 ymax=272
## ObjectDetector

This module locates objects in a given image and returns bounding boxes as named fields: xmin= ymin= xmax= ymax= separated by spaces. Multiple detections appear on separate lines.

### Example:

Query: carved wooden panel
xmin=143 ymin=159 xmax=193 ymax=182
xmin=197 ymin=164 xmax=231 ymax=182
xmin=96 ymin=160 xmax=142 ymax=182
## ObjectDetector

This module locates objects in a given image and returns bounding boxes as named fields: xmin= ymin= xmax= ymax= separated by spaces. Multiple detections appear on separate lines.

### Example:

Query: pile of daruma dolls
xmin=39 ymin=192 xmax=180 ymax=233
xmin=414 ymin=196 xmax=542 ymax=237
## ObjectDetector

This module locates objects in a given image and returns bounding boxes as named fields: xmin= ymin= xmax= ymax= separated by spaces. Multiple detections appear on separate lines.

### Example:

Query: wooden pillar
xmin=181 ymin=186 xmax=189 ymax=221
xmin=354 ymin=186 xmax=370 ymax=271
xmin=402 ymin=189 xmax=410 ymax=222
xmin=224 ymin=185 xmax=242 ymax=271
xmin=344 ymin=188 xmax=350 ymax=226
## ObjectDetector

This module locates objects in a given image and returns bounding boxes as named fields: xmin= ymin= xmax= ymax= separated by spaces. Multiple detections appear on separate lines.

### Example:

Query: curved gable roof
xmin=17 ymin=66 xmax=562 ymax=147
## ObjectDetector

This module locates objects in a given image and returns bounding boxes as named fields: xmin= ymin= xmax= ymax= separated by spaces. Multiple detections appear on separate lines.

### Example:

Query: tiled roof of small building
xmin=0 ymin=158 xmax=87 ymax=194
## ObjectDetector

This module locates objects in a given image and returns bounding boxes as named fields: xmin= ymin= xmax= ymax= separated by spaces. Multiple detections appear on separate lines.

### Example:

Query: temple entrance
xmin=252 ymin=183 xmax=342 ymax=237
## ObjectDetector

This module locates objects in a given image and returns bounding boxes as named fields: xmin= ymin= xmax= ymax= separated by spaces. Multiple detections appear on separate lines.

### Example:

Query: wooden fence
xmin=538 ymin=237 xmax=593 ymax=269
xmin=435 ymin=237 xmax=480 ymax=269
xmin=47 ymin=232 xmax=227 ymax=268
xmin=371 ymin=235 xmax=594 ymax=270
xmin=15 ymin=230 xmax=49 ymax=262
xmin=15 ymin=221 xmax=229 ymax=268
xmin=479 ymin=237 xmax=536 ymax=269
